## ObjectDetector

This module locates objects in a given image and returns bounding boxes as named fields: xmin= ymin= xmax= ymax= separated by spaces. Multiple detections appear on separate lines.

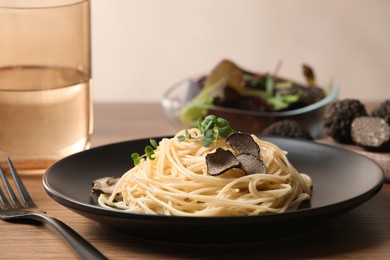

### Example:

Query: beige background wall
xmin=91 ymin=0 xmax=389 ymax=102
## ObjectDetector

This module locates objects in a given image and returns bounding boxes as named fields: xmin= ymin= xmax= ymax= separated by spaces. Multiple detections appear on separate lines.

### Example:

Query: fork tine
xmin=0 ymin=162 xmax=23 ymax=208
xmin=0 ymin=183 xmax=12 ymax=209
xmin=6 ymin=157 xmax=35 ymax=207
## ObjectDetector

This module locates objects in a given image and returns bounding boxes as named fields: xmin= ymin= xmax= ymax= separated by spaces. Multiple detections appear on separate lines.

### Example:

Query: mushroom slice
xmin=92 ymin=177 xmax=120 ymax=194
xmin=226 ymin=132 xmax=260 ymax=157
xmin=236 ymin=153 xmax=266 ymax=175
xmin=206 ymin=148 xmax=241 ymax=176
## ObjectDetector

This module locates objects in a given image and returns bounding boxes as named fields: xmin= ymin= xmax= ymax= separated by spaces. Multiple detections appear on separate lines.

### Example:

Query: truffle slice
xmin=236 ymin=153 xmax=266 ymax=175
xmin=206 ymin=148 xmax=241 ymax=176
xmin=92 ymin=177 xmax=120 ymax=194
xmin=226 ymin=132 xmax=260 ymax=157
xmin=351 ymin=116 xmax=390 ymax=152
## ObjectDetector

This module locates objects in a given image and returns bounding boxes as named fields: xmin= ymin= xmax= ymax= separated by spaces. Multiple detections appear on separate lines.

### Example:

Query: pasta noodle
xmin=97 ymin=128 xmax=312 ymax=216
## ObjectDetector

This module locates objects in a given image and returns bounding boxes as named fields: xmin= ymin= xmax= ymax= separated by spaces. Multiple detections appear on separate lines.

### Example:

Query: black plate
xmin=43 ymin=137 xmax=384 ymax=244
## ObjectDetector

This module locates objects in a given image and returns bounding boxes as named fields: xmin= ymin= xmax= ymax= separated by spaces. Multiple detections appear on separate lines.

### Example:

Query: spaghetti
xmin=97 ymin=127 xmax=312 ymax=216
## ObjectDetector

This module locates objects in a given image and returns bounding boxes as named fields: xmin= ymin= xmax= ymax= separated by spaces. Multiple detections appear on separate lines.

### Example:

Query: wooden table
xmin=1 ymin=102 xmax=389 ymax=259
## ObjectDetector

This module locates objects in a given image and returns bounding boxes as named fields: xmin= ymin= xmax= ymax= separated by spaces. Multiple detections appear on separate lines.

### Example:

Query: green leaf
xmin=150 ymin=139 xmax=158 ymax=149
xmin=275 ymin=81 xmax=292 ymax=89
xmin=177 ymin=135 xmax=186 ymax=142
xmin=144 ymin=146 xmax=155 ymax=160
xmin=194 ymin=135 xmax=205 ymax=142
xmin=216 ymin=117 xmax=229 ymax=128
xmin=218 ymin=126 xmax=234 ymax=137
xmin=282 ymin=94 xmax=300 ymax=103
xmin=203 ymin=129 xmax=214 ymax=147
xmin=202 ymin=115 xmax=216 ymax=130
xmin=131 ymin=153 xmax=141 ymax=165
xmin=204 ymin=129 xmax=214 ymax=138
xmin=204 ymin=138 xmax=213 ymax=147
xmin=266 ymin=76 xmax=274 ymax=96
xmin=216 ymin=117 xmax=234 ymax=137
xmin=268 ymin=93 xmax=288 ymax=110
xmin=185 ymin=129 xmax=191 ymax=139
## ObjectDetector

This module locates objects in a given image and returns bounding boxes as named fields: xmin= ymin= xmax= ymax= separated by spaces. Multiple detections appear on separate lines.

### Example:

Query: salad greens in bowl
xmin=162 ymin=59 xmax=339 ymax=138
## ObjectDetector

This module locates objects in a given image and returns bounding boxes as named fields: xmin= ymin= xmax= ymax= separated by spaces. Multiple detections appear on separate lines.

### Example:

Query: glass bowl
xmin=162 ymin=75 xmax=339 ymax=138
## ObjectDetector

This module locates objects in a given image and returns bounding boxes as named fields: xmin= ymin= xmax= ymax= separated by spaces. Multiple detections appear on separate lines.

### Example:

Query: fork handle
xmin=28 ymin=212 xmax=107 ymax=259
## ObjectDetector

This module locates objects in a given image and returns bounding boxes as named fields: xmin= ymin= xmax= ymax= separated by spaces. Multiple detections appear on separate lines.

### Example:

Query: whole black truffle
xmin=261 ymin=120 xmax=312 ymax=140
xmin=372 ymin=99 xmax=390 ymax=125
xmin=324 ymin=99 xmax=367 ymax=143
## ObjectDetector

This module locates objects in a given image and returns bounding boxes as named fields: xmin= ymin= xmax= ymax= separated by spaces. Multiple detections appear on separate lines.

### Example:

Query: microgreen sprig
xmin=177 ymin=115 xmax=235 ymax=147
xmin=131 ymin=139 xmax=158 ymax=165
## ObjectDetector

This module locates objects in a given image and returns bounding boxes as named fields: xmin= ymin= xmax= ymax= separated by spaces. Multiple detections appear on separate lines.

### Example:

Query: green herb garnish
xmin=177 ymin=115 xmax=235 ymax=147
xmin=131 ymin=138 xmax=158 ymax=165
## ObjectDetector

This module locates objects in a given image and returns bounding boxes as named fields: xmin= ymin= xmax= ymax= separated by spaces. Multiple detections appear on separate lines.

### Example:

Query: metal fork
xmin=0 ymin=156 xmax=107 ymax=259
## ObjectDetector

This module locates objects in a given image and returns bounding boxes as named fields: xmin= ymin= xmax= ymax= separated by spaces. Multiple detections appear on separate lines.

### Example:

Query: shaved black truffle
xmin=324 ymin=99 xmax=367 ymax=143
xmin=207 ymin=132 xmax=268 ymax=176
xmin=236 ymin=153 xmax=266 ymax=175
xmin=92 ymin=177 xmax=120 ymax=194
xmin=372 ymin=99 xmax=390 ymax=125
xmin=226 ymin=132 xmax=260 ymax=157
xmin=206 ymin=148 xmax=241 ymax=176
xmin=261 ymin=120 xmax=312 ymax=140
xmin=351 ymin=116 xmax=390 ymax=152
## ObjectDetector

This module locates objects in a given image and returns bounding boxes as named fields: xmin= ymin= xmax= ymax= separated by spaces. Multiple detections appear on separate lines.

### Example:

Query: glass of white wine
xmin=0 ymin=0 xmax=92 ymax=173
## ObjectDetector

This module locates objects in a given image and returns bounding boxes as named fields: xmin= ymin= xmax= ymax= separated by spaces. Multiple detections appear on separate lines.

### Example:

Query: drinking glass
xmin=0 ymin=0 xmax=92 ymax=173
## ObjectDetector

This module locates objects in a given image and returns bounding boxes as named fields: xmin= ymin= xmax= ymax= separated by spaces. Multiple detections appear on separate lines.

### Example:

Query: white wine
xmin=0 ymin=66 xmax=92 ymax=171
